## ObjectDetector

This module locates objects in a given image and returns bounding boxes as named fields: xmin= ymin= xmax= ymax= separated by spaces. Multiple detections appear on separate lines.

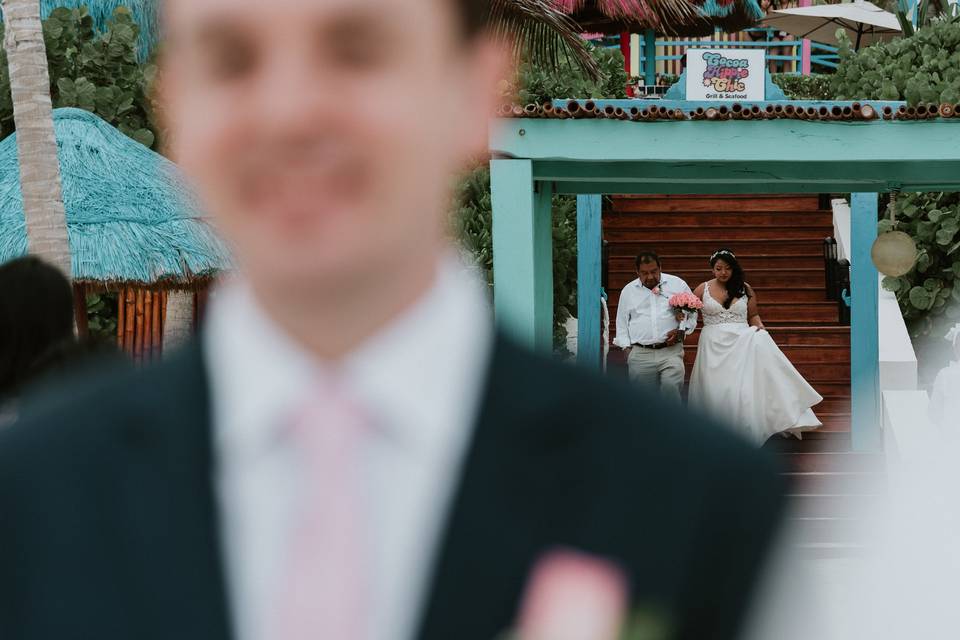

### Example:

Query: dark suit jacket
xmin=0 ymin=335 xmax=786 ymax=640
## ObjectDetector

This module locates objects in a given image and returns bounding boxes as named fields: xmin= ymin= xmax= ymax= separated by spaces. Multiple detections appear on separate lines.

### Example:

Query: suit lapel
xmin=415 ymin=336 xmax=590 ymax=640
xmin=112 ymin=343 xmax=233 ymax=640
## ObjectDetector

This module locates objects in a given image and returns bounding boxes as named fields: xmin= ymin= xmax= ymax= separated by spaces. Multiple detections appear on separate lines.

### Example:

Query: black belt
xmin=634 ymin=341 xmax=673 ymax=350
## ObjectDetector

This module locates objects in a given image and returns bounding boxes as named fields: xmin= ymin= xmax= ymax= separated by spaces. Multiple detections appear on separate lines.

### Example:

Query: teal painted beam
xmin=850 ymin=193 xmax=881 ymax=452
xmin=490 ymin=119 xmax=960 ymax=193
xmin=576 ymin=195 xmax=602 ymax=369
xmin=490 ymin=160 xmax=554 ymax=352
xmin=643 ymin=30 xmax=657 ymax=86
xmin=553 ymin=180 xmax=960 ymax=195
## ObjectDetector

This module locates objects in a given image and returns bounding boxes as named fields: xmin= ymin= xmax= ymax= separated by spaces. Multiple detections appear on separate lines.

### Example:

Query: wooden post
xmin=116 ymin=287 xmax=126 ymax=348
xmin=134 ymin=289 xmax=145 ymax=361
xmin=491 ymin=159 xmax=554 ymax=352
xmin=850 ymin=192 xmax=881 ymax=452
xmin=152 ymin=290 xmax=162 ymax=360
xmin=143 ymin=290 xmax=153 ymax=360
xmin=124 ymin=287 xmax=135 ymax=355
xmin=576 ymin=195 xmax=602 ymax=368
xmin=643 ymin=29 xmax=657 ymax=87
xmin=619 ymin=32 xmax=631 ymax=77
xmin=800 ymin=0 xmax=812 ymax=75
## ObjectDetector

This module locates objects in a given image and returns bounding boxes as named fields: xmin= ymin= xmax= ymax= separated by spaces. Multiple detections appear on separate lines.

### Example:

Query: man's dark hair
xmin=635 ymin=251 xmax=661 ymax=269
xmin=454 ymin=0 xmax=488 ymax=39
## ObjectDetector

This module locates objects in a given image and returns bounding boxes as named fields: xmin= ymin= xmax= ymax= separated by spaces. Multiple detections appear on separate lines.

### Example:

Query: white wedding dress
xmin=688 ymin=283 xmax=823 ymax=445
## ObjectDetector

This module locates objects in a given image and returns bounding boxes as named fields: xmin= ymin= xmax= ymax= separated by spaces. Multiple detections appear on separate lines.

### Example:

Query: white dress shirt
xmin=204 ymin=257 xmax=493 ymax=640
xmin=613 ymin=273 xmax=698 ymax=349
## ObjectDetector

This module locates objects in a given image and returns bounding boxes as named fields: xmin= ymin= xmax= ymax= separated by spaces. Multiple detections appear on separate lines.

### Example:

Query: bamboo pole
xmin=124 ymin=287 xmax=135 ymax=356
xmin=134 ymin=289 xmax=145 ymax=361
xmin=161 ymin=290 xmax=167 ymax=335
xmin=143 ymin=290 xmax=153 ymax=361
xmin=151 ymin=289 xmax=162 ymax=360
xmin=116 ymin=287 xmax=126 ymax=348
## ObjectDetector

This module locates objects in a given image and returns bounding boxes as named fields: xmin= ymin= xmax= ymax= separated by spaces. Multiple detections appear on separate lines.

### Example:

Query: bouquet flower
xmin=668 ymin=292 xmax=703 ymax=321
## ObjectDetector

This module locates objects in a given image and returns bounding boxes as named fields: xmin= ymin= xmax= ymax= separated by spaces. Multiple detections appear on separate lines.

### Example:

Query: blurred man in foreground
xmin=0 ymin=1 xmax=787 ymax=639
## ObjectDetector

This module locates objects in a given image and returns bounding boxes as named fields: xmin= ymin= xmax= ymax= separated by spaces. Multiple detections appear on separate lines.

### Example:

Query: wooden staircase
xmin=604 ymin=194 xmax=882 ymax=556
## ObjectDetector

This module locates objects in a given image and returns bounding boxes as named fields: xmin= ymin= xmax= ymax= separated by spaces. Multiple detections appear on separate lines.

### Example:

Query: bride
xmin=688 ymin=248 xmax=823 ymax=445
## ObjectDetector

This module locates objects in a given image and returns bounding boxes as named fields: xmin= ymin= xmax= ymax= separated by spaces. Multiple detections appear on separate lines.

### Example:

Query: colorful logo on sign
xmin=701 ymin=52 xmax=749 ymax=93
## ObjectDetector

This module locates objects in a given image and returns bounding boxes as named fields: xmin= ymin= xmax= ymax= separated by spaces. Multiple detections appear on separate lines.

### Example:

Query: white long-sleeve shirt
xmin=613 ymin=273 xmax=698 ymax=349
xmin=206 ymin=258 xmax=493 ymax=640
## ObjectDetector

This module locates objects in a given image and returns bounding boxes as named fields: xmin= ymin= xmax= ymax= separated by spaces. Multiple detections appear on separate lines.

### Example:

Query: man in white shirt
xmin=0 ymin=2 xmax=789 ymax=640
xmin=614 ymin=252 xmax=697 ymax=403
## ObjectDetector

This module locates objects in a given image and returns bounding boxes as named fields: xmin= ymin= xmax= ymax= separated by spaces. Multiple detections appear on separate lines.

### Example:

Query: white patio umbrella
xmin=762 ymin=0 xmax=901 ymax=50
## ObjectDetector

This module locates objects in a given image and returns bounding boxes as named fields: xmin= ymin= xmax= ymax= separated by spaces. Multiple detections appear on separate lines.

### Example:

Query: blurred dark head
xmin=0 ymin=257 xmax=75 ymax=397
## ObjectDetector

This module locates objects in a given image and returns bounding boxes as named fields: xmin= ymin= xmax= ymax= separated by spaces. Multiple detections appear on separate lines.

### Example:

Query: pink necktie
xmin=272 ymin=378 xmax=369 ymax=640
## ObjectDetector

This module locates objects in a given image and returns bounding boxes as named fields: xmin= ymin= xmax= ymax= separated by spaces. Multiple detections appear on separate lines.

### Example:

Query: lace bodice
xmin=702 ymin=282 xmax=749 ymax=326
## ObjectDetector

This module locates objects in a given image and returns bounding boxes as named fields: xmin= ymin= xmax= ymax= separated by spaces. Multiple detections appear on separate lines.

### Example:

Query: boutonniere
xmin=497 ymin=548 xmax=675 ymax=640
xmin=649 ymin=282 xmax=665 ymax=297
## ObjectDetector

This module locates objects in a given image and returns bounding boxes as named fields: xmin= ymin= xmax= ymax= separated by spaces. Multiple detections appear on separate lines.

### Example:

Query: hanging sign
xmin=685 ymin=48 xmax=765 ymax=101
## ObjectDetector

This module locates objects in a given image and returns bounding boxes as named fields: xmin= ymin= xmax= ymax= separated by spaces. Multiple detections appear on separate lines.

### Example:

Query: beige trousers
xmin=626 ymin=343 xmax=686 ymax=405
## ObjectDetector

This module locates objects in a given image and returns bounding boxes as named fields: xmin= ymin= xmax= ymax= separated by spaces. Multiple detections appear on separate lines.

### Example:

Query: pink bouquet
xmin=668 ymin=292 xmax=703 ymax=314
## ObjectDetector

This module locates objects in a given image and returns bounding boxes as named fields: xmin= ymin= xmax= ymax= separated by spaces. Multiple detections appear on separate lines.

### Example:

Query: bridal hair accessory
xmin=710 ymin=249 xmax=737 ymax=261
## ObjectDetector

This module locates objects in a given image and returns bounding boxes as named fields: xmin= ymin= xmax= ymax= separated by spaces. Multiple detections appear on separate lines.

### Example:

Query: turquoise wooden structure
xmin=489 ymin=99 xmax=960 ymax=452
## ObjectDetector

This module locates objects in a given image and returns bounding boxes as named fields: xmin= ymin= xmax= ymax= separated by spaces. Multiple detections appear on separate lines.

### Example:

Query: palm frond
xmin=488 ymin=0 xmax=601 ymax=82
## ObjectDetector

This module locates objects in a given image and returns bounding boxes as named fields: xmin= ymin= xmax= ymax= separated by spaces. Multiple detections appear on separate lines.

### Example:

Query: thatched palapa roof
xmin=552 ymin=0 xmax=765 ymax=36
xmin=0 ymin=108 xmax=230 ymax=287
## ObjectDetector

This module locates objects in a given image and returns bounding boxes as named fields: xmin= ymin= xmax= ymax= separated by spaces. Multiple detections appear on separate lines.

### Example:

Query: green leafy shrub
xmin=0 ymin=6 xmax=158 ymax=148
xmin=832 ymin=20 xmax=960 ymax=104
xmin=452 ymin=165 xmax=578 ymax=351
xmin=881 ymin=192 xmax=960 ymax=338
xmin=86 ymin=292 xmax=118 ymax=344
xmin=507 ymin=44 xmax=628 ymax=103
xmin=771 ymin=73 xmax=835 ymax=100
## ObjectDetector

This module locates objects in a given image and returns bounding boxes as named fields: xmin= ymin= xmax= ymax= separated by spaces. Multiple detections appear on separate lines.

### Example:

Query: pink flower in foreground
xmin=517 ymin=549 xmax=628 ymax=640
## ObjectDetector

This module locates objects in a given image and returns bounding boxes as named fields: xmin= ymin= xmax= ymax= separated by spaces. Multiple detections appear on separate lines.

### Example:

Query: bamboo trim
xmin=143 ymin=290 xmax=154 ymax=361
xmin=124 ymin=288 xmax=136 ymax=355
xmin=116 ymin=288 xmax=126 ymax=347
xmin=152 ymin=290 xmax=162 ymax=360
xmin=135 ymin=289 xmax=145 ymax=361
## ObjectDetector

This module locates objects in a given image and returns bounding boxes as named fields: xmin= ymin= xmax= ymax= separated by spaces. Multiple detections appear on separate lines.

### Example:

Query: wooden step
xmin=610 ymin=194 xmax=822 ymax=213
xmin=608 ymin=300 xmax=840 ymax=324
xmin=606 ymin=278 xmax=829 ymax=302
xmin=687 ymin=326 xmax=849 ymax=347
xmin=652 ymin=268 xmax=827 ymax=290
xmin=604 ymin=210 xmax=834 ymax=228
xmin=606 ymin=238 xmax=822 ymax=257
xmin=683 ymin=344 xmax=849 ymax=364
xmin=790 ymin=517 xmax=868 ymax=545
xmin=783 ymin=452 xmax=881 ymax=473
xmin=764 ymin=430 xmax=852 ymax=452
xmin=783 ymin=472 xmax=884 ymax=495
xmin=608 ymin=254 xmax=825 ymax=270
xmin=787 ymin=493 xmax=871 ymax=519
xmin=604 ymin=226 xmax=834 ymax=242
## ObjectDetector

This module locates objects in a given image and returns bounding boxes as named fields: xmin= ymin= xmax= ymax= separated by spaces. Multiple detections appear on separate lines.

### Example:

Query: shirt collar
xmin=206 ymin=254 xmax=493 ymax=461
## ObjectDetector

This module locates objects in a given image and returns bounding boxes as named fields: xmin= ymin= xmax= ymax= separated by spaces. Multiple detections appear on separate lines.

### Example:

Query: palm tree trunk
xmin=162 ymin=290 xmax=194 ymax=354
xmin=2 ymin=0 xmax=71 ymax=277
